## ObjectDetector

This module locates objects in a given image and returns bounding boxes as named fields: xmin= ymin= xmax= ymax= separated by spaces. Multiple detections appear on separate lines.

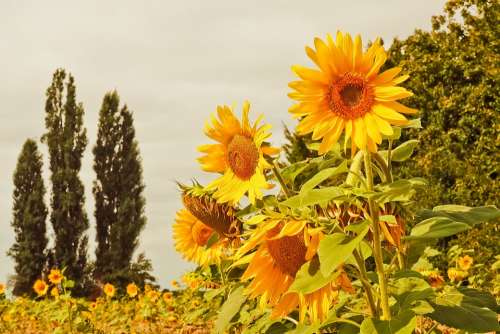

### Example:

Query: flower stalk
xmin=363 ymin=150 xmax=391 ymax=320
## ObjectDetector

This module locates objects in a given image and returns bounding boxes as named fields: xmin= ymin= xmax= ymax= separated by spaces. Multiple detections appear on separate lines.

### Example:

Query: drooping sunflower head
xmin=235 ymin=217 xmax=346 ymax=323
xmin=48 ymin=269 xmax=64 ymax=285
xmin=179 ymin=182 xmax=241 ymax=238
xmin=173 ymin=209 xmax=229 ymax=267
xmin=103 ymin=283 xmax=115 ymax=298
xmin=126 ymin=283 xmax=139 ymax=297
xmin=33 ymin=279 xmax=48 ymax=297
xmin=289 ymin=31 xmax=417 ymax=154
xmin=198 ymin=101 xmax=279 ymax=204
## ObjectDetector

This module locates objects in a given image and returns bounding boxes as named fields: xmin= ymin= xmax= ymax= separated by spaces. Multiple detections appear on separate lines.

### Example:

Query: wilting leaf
xmin=318 ymin=221 xmax=370 ymax=277
xmin=214 ymin=286 xmax=247 ymax=334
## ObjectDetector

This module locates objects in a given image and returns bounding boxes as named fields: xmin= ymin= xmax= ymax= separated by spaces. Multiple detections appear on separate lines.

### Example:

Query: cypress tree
xmin=42 ymin=69 xmax=89 ymax=291
xmin=93 ymin=91 xmax=150 ymax=286
xmin=8 ymin=139 xmax=48 ymax=296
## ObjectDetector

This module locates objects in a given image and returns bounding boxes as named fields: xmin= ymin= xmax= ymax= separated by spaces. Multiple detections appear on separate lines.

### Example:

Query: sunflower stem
xmin=353 ymin=248 xmax=378 ymax=317
xmin=363 ymin=150 xmax=391 ymax=320
xmin=387 ymin=140 xmax=394 ymax=183
xmin=272 ymin=161 xmax=291 ymax=198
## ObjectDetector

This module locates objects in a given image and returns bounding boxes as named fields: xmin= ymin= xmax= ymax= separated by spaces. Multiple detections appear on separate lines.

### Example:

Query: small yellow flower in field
xmin=48 ymin=269 xmax=64 ymax=284
xmin=458 ymin=255 xmax=473 ymax=271
xmin=167 ymin=315 xmax=177 ymax=322
xmin=146 ymin=289 xmax=160 ymax=302
xmin=2 ymin=313 xmax=12 ymax=322
xmin=126 ymin=283 xmax=139 ymax=297
xmin=171 ymin=280 xmax=180 ymax=289
xmin=50 ymin=287 xmax=59 ymax=297
xmin=33 ymin=279 xmax=48 ymax=296
xmin=162 ymin=292 xmax=173 ymax=303
xmin=90 ymin=302 xmax=98 ymax=309
xmin=448 ymin=268 xmax=467 ymax=282
xmin=0 ymin=283 xmax=5 ymax=294
xmin=144 ymin=284 xmax=152 ymax=292
xmin=103 ymin=283 xmax=115 ymax=298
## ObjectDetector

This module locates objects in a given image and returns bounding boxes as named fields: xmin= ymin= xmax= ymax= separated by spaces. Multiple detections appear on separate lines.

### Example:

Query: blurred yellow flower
xmin=126 ymin=283 xmax=139 ymax=297
xmin=48 ymin=269 xmax=64 ymax=284
xmin=0 ymin=283 xmax=5 ymax=295
xmin=170 ymin=280 xmax=179 ymax=289
xmin=427 ymin=271 xmax=445 ymax=288
xmin=289 ymin=31 xmax=416 ymax=154
xmin=146 ymin=289 xmax=160 ymax=302
xmin=162 ymin=292 xmax=173 ymax=303
xmin=458 ymin=255 xmax=473 ymax=271
xmin=198 ymin=102 xmax=279 ymax=204
xmin=103 ymin=283 xmax=115 ymax=298
xmin=50 ymin=287 xmax=59 ymax=297
xmin=448 ymin=268 xmax=467 ymax=282
xmin=33 ymin=279 xmax=48 ymax=296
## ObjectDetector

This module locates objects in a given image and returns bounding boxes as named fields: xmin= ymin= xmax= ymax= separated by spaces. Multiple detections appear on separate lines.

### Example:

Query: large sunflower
xmin=198 ymin=101 xmax=279 ymax=204
xmin=235 ymin=217 xmax=351 ymax=323
xmin=173 ymin=209 xmax=228 ymax=266
xmin=289 ymin=31 xmax=417 ymax=154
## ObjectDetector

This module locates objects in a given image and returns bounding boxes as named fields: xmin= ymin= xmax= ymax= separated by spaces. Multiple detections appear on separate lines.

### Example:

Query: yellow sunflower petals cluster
xmin=235 ymin=217 xmax=350 ymax=323
xmin=198 ymin=101 xmax=279 ymax=204
xmin=172 ymin=209 xmax=228 ymax=267
xmin=289 ymin=31 xmax=417 ymax=154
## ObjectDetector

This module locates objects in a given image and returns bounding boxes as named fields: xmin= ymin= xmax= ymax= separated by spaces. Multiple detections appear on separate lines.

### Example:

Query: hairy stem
xmin=364 ymin=151 xmax=391 ymax=320
xmin=353 ymin=249 xmax=378 ymax=317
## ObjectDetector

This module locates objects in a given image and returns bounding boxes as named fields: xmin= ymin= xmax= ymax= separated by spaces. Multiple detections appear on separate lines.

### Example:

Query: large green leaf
xmin=427 ymin=286 xmax=500 ymax=333
xmin=288 ymin=257 xmax=340 ymax=295
xmin=406 ymin=217 xmax=471 ymax=240
xmin=318 ymin=221 xmax=370 ymax=277
xmin=390 ymin=277 xmax=435 ymax=314
xmin=281 ymin=186 xmax=346 ymax=208
xmin=391 ymin=140 xmax=419 ymax=162
xmin=360 ymin=310 xmax=416 ymax=334
xmin=371 ymin=178 xmax=426 ymax=203
xmin=417 ymin=205 xmax=500 ymax=225
xmin=214 ymin=286 xmax=247 ymax=334
xmin=300 ymin=161 xmax=348 ymax=194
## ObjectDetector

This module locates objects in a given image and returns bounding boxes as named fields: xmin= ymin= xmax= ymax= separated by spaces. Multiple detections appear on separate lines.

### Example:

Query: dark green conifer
xmin=8 ymin=139 xmax=48 ymax=296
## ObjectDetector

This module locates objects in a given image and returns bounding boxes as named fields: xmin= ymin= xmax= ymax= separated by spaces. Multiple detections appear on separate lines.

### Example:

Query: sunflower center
xmin=191 ymin=221 xmax=213 ymax=246
xmin=227 ymin=135 xmax=259 ymax=180
xmin=266 ymin=226 xmax=307 ymax=277
xmin=327 ymin=73 xmax=374 ymax=119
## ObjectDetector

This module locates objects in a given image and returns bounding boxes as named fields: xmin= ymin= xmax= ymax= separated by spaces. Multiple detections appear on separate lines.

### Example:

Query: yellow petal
xmin=381 ymin=101 xmax=418 ymax=114
xmin=363 ymin=113 xmax=382 ymax=144
xmin=291 ymin=65 xmax=330 ymax=84
xmin=374 ymin=86 xmax=413 ymax=101
xmin=372 ymin=104 xmax=409 ymax=125
xmin=352 ymin=34 xmax=362 ymax=70
xmin=371 ymin=67 xmax=402 ymax=85
xmin=371 ymin=113 xmax=394 ymax=136
xmin=353 ymin=117 xmax=367 ymax=149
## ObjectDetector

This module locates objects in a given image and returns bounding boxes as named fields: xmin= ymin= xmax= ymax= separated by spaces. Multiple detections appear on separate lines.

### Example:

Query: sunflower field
xmin=1 ymin=1 xmax=499 ymax=333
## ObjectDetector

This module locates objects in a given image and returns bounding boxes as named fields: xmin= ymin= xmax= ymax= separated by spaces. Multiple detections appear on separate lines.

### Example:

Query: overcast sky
xmin=0 ymin=0 xmax=446 ymax=289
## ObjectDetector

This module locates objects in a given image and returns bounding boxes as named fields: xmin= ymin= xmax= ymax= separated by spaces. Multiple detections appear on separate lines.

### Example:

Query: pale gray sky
xmin=0 ymin=0 xmax=446 ymax=289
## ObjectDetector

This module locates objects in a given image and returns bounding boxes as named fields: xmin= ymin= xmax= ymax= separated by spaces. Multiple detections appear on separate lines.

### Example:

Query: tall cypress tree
xmin=8 ymin=139 xmax=48 ymax=296
xmin=42 ymin=69 xmax=89 ymax=290
xmin=93 ymin=91 xmax=149 ymax=286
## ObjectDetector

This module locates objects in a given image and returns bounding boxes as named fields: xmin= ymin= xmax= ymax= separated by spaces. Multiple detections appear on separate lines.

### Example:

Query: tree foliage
xmin=8 ymin=139 xmax=48 ymax=296
xmin=93 ymin=91 xmax=151 ymax=287
xmin=42 ymin=69 xmax=89 ymax=293
xmin=386 ymin=0 xmax=499 ymax=209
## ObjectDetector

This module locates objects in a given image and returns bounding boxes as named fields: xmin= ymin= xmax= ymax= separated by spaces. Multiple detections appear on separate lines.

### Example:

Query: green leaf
xmin=383 ymin=126 xmax=402 ymax=140
xmin=281 ymin=187 xmax=346 ymax=208
xmin=345 ymin=241 xmax=372 ymax=267
xmin=288 ymin=257 xmax=340 ymax=295
xmin=205 ymin=232 xmax=220 ymax=248
xmin=281 ymin=161 xmax=310 ymax=184
xmin=300 ymin=161 xmax=348 ymax=194
xmin=290 ymin=322 xmax=321 ymax=334
xmin=427 ymin=286 xmax=500 ymax=333
xmin=371 ymin=178 xmax=426 ymax=203
xmin=390 ymin=277 xmax=435 ymax=313
xmin=406 ymin=217 xmax=471 ymax=240
xmin=214 ymin=286 xmax=247 ymax=334
xmin=391 ymin=140 xmax=419 ymax=162
xmin=360 ymin=310 xmax=416 ymax=334
xmin=402 ymin=118 xmax=421 ymax=129
xmin=417 ymin=205 xmax=500 ymax=226
xmin=318 ymin=221 xmax=370 ymax=277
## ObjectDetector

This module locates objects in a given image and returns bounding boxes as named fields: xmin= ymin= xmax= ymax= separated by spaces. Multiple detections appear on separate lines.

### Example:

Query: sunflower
xmin=458 ymin=255 xmax=473 ymax=271
xmin=127 ymin=283 xmax=139 ymax=298
xmin=198 ymin=101 xmax=279 ymax=204
xmin=173 ymin=209 xmax=228 ymax=266
xmin=33 ymin=279 xmax=48 ymax=296
xmin=103 ymin=283 xmax=115 ymax=298
xmin=180 ymin=183 xmax=241 ymax=239
xmin=48 ymin=269 xmax=64 ymax=285
xmin=50 ymin=287 xmax=60 ymax=297
xmin=235 ymin=217 xmax=351 ymax=323
xmin=289 ymin=31 xmax=417 ymax=154
xmin=162 ymin=291 xmax=173 ymax=303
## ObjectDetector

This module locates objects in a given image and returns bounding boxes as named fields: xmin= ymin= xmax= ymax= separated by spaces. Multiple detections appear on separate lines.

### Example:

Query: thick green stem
xmin=363 ymin=151 xmax=391 ymax=320
xmin=272 ymin=161 xmax=291 ymax=198
xmin=353 ymin=249 xmax=378 ymax=317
